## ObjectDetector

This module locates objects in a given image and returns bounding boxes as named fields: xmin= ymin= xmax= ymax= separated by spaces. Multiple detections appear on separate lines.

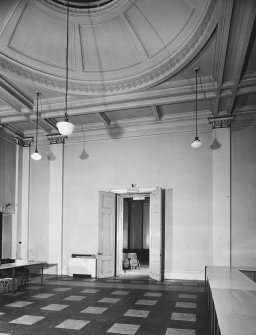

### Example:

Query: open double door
xmin=97 ymin=189 xmax=164 ymax=281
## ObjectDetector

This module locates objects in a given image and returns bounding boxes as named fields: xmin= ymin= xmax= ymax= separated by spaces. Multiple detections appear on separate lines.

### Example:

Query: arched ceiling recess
xmin=0 ymin=0 xmax=255 ymax=140
xmin=0 ymin=0 xmax=216 ymax=95
xmin=50 ymin=0 xmax=116 ymax=9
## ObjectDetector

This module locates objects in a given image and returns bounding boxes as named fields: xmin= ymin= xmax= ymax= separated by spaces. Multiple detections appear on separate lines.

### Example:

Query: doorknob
xmin=98 ymin=252 xmax=102 ymax=255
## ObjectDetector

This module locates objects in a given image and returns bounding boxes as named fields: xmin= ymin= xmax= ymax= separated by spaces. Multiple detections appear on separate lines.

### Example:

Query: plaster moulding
xmin=41 ymin=0 xmax=128 ymax=16
xmin=0 ymin=0 xmax=217 ymax=95
xmin=29 ymin=110 xmax=211 ymax=145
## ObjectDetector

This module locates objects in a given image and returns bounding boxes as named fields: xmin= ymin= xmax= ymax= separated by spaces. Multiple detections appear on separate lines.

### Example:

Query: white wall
xmin=231 ymin=125 xmax=256 ymax=267
xmin=29 ymin=146 xmax=50 ymax=262
xmin=6 ymin=119 xmax=256 ymax=279
xmin=27 ymin=129 xmax=213 ymax=279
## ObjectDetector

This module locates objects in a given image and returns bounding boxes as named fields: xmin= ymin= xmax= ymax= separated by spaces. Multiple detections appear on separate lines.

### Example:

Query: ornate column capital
xmin=208 ymin=116 xmax=235 ymax=129
xmin=14 ymin=135 xmax=33 ymax=147
xmin=47 ymin=134 xmax=67 ymax=144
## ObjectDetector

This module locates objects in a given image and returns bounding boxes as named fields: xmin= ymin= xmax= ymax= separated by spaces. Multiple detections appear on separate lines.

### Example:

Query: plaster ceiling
xmin=0 ymin=0 xmax=255 ymax=141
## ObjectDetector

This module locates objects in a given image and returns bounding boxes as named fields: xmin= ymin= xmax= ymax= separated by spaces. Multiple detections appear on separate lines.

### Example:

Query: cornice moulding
xmin=30 ymin=110 xmax=212 ymax=144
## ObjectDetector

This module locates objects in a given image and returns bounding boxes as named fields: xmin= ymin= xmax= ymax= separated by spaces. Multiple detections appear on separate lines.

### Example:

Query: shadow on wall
xmin=80 ymin=125 xmax=90 ymax=160
xmin=107 ymin=125 xmax=124 ymax=139
xmin=80 ymin=148 xmax=89 ymax=160
xmin=48 ymin=152 xmax=56 ymax=161
xmin=210 ymin=129 xmax=222 ymax=150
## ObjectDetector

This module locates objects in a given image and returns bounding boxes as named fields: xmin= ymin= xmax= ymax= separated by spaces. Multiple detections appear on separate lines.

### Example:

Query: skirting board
xmin=164 ymin=271 xmax=205 ymax=281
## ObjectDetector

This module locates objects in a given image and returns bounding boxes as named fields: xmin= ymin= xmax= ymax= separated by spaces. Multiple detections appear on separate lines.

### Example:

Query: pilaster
xmin=48 ymin=136 xmax=65 ymax=275
xmin=211 ymin=122 xmax=231 ymax=266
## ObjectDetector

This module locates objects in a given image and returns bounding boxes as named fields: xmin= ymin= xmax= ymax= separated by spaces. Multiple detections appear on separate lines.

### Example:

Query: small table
xmin=0 ymin=261 xmax=45 ymax=294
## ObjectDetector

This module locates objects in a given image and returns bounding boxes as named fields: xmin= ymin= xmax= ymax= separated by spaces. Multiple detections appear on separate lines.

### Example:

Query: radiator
xmin=68 ymin=254 xmax=96 ymax=278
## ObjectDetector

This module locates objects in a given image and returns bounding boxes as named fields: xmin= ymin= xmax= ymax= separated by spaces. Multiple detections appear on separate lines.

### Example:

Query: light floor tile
xmin=112 ymin=290 xmax=130 ymax=295
xmin=32 ymin=293 xmax=55 ymax=299
xmin=64 ymin=295 xmax=86 ymax=301
xmin=171 ymin=313 xmax=196 ymax=322
xmin=124 ymin=309 xmax=150 ymax=318
xmin=25 ymin=286 xmax=42 ymax=290
xmin=5 ymin=301 xmax=33 ymax=308
xmin=4 ymin=291 xmax=25 ymax=296
xmin=80 ymin=289 xmax=99 ymax=294
xmin=144 ymin=292 xmax=162 ymax=297
xmin=175 ymin=302 xmax=197 ymax=309
xmin=165 ymin=328 xmax=196 ymax=335
xmin=107 ymin=323 xmax=140 ymax=334
xmin=56 ymin=319 xmax=90 ymax=330
xmin=10 ymin=315 xmax=44 ymax=325
xmin=81 ymin=306 xmax=108 ymax=314
xmin=53 ymin=288 xmax=72 ymax=292
xmin=135 ymin=299 xmax=157 ymax=306
xmin=41 ymin=304 xmax=69 ymax=311
xmin=178 ymin=294 xmax=197 ymax=300
xmin=98 ymin=297 xmax=120 ymax=304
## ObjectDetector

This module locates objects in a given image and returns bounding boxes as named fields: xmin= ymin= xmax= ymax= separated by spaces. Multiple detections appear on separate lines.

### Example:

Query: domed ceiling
xmin=0 ymin=0 xmax=255 ymax=140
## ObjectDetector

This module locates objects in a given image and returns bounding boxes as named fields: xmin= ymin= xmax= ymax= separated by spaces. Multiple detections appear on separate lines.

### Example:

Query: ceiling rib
xmin=226 ymin=0 xmax=256 ymax=115
xmin=213 ymin=0 xmax=234 ymax=116
xmin=96 ymin=112 xmax=111 ymax=126
xmin=0 ymin=76 xmax=34 ymax=111
xmin=151 ymin=106 xmax=161 ymax=120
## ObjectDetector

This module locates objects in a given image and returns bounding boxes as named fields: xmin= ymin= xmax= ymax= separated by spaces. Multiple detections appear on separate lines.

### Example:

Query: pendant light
xmin=191 ymin=67 xmax=202 ymax=149
xmin=31 ymin=92 xmax=42 ymax=161
xmin=56 ymin=0 xmax=75 ymax=137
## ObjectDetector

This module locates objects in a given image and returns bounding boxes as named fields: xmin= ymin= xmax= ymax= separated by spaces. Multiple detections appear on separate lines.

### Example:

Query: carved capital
xmin=208 ymin=116 xmax=235 ymax=129
xmin=47 ymin=134 xmax=67 ymax=144
xmin=15 ymin=135 xmax=33 ymax=147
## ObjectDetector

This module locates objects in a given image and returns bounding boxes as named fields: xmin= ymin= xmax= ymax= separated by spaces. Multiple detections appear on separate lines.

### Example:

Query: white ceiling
xmin=0 ymin=0 xmax=255 ymax=140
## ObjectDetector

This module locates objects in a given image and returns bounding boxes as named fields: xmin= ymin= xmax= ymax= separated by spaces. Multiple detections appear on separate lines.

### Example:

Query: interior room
xmin=0 ymin=0 xmax=256 ymax=334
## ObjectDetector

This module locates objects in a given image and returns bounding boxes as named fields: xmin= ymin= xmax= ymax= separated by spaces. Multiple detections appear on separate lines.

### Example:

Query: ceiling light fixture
xmin=56 ymin=0 xmax=75 ymax=137
xmin=191 ymin=67 xmax=202 ymax=149
xmin=31 ymin=92 xmax=42 ymax=161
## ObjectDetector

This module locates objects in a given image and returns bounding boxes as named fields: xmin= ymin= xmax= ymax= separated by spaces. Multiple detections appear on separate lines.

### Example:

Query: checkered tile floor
xmin=0 ymin=275 xmax=210 ymax=334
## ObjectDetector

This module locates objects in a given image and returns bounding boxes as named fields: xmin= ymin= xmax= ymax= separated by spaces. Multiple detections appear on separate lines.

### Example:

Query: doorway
xmin=98 ymin=188 xmax=164 ymax=281
xmin=122 ymin=196 xmax=150 ymax=277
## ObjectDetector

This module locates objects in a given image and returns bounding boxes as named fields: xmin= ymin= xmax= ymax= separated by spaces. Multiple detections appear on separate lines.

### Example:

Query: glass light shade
xmin=31 ymin=151 xmax=42 ymax=161
xmin=56 ymin=121 xmax=75 ymax=136
xmin=191 ymin=137 xmax=202 ymax=149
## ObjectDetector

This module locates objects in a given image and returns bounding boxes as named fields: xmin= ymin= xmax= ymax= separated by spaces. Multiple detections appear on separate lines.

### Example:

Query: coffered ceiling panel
xmin=161 ymin=100 xmax=212 ymax=117
xmin=106 ymin=107 xmax=151 ymax=121
xmin=243 ymin=23 xmax=256 ymax=76
xmin=125 ymin=0 xmax=208 ymax=58
xmin=8 ymin=3 xmax=74 ymax=69
xmin=236 ymin=94 xmax=256 ymax=108
xmin=79 ymin=18 xmax=141 ymax=72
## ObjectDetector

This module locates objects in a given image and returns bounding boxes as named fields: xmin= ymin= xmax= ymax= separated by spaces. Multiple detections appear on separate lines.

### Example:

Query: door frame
xmin=112 ymin=187 xmax=164 ymax=280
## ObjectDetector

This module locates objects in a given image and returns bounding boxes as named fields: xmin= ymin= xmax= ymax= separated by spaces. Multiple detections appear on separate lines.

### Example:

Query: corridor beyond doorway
xmin=123 ymin=197 xmax=150 ymax=277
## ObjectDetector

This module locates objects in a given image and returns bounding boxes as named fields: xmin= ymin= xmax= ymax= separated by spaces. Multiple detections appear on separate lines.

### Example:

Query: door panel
xmin=116 ymin=195 xmax=123 ymax=276
xmin=98 ymin=191 xmax=116 ymax=278
xmin=149 ymin=188 xmax=163 ymax=281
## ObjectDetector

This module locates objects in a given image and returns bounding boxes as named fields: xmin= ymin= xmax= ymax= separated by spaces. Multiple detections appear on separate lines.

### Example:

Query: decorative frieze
xmin=208 ymin=116 xmax=235 ymax=129
xmin=47 ymin=134 xmax=67 ymax=144
xmin=14 ymin=135 xmax=33 ymax=147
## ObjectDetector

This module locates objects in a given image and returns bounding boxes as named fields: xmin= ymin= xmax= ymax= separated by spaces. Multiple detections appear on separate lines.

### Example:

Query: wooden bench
xmin=205 ymin=266 xmax=256 ymax=335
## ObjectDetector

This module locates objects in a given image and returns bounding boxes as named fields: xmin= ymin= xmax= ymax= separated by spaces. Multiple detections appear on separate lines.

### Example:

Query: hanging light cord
xmin=35 ymin=92 xmax=40 ymax=152
xmin=65 ymin=0 xmax=70 ymax=122
xmin=195 ymin=68 xmax=198 ymax=138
